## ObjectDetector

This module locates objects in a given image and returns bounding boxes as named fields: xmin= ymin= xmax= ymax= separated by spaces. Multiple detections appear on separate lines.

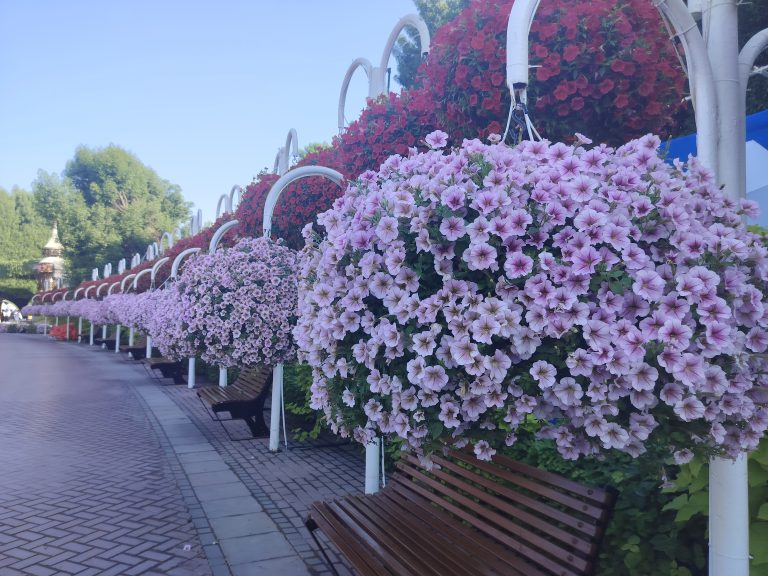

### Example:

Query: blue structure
xmin=666 ymin=110 xmax=768 ymax=225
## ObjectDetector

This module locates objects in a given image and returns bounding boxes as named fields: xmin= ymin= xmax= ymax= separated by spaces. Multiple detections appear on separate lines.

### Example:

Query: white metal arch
xmin=73 ymin=287 xmax=84 ymax=300
xmin=190 ymin=209 xmax=203 ymax=235
xmin=379 ymin=13 xmax=430 ymax=71
xmin=84 ymin=285 xmax=96 ymax=298
xmin=274 ymin=129 xmax=300 ymax=175
xmin=159 ymin=231 xmax=175 ymax=254
xmin=263 ymin=165 xmax=345 ymax=453
xmin=150 ymin=256 xmax=170 ymax=288
xmin=108 ymin=281 xmax=121 ymax=295
xmin=229 ymin=184 xmax=243 ymax=212
xmin=216 ymin=193 xmax=231 ymax=218
xmin=41 ymin=293 xmax=52 ymax=302
xmin=171 ymin=247 xmax=202 ymax=278
xmin=132 ymin=268 xmax=152 ymax=291
xmin=209 ymin=220 xmax=239 ymax=253
xmin=121 ymin=273 xmax=137 ymax=292
xmin=263 ymin=166 xmax=344 ymax=237
xmin=52 ymin=291 xmax=66 ymax=301
xmin=338 ymin=57 xmax=375 ymax=134
xmin=96 ymin=282 xmax=110 ymax=297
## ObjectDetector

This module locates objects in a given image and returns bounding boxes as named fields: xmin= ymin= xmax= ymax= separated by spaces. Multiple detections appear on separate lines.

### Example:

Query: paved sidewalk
xmin=0 ymin=333 xmax=364 ymax=575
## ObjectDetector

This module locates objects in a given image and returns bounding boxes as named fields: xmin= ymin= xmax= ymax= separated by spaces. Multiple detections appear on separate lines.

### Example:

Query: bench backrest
xmin=232 ymin=366 xmax=271 ymax=396
xmin=394 ymin=450 xmax=616 ymax=576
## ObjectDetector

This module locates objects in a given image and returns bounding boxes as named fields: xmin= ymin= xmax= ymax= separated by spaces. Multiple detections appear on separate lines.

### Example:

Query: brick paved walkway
xmin=0 ymin=334 xmax=210 ymax=576
xmin=0 ymin=333 xmax=366 ymax=576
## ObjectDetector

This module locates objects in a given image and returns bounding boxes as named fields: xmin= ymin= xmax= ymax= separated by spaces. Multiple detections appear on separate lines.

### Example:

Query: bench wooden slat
xmin=400 ymin=455 xmax=601 ymax=554
xmin=306 ymin=448 xmax=616 ymax=576
xmin=381 ymin=484 xmax=538 ymax=576
xmin=360 ymin=492 xmax=514 ymax=576
xmin=310 ymin=502 xmax=396 ymax=576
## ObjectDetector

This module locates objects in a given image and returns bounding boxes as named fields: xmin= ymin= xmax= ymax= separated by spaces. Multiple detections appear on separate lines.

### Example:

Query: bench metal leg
xmin=306 ymin=520 xmax=341 ymax=576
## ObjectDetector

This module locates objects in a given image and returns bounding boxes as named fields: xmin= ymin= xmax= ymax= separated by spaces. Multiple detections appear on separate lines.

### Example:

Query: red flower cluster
xmin=415 ymin=0 xmax=686 ymax=144
xmin=49 ymin=323 xmax=77 ymax=341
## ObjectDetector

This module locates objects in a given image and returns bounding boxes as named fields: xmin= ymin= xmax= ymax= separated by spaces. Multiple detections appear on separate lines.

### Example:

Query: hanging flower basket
xmin=176 ymin=237 xmax=299 ymax=368
xmin=295 ymin=131 xmax=768 ymax=463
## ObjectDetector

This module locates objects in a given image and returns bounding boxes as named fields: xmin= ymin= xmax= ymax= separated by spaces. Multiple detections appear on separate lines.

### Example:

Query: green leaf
xmin=663 ymin=494 xmax=689 ymax=512
xmin=749 ymin=459 xmax=768 ymax=487
xmin=749 ymin=521 xmax=768 ymax=565
xmin=758 ymin=503 xmax=768 ymax=521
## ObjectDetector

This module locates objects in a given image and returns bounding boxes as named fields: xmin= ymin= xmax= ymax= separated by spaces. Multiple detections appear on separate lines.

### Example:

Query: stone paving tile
xmin=0 ymin=335 xmax=213 ymax=576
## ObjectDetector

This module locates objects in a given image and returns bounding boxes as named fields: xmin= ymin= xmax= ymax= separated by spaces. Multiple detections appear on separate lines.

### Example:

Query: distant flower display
xmin=145 ymin=283 xmax=197 ymax=360
xmin=177 ymin=237 xmax=299 ymax=368
xmin=295 ymin=131 xmax=768 ymax=462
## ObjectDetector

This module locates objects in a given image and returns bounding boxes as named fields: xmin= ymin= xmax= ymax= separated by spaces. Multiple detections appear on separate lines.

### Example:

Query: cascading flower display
xmin=176 ymin=236 xmax=299 ymax=368
xmin=295 ymin=131 xmax=768 ymax=463
xmin=145 ymin=282 xmax=197 ymax=360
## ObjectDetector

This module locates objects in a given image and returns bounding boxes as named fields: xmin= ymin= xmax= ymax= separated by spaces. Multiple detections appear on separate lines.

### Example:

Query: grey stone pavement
xmin=0 ymin=334 xmax=365 ymax=575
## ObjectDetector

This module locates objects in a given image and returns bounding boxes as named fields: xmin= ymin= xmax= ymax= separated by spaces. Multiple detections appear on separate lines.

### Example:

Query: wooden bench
xmin=306 ymin=448 xmax=617 ymax=576
xmin=196 ymin=366 xmax=272 ymax=439
xmin=144 ymin=357 xmax=185 ymax=384
xmin=120 ymin=337 xmax=148 ymax=360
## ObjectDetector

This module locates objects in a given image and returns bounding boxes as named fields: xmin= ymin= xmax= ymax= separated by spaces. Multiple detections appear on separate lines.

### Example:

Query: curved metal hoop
xmin=171 ymin=247 xmax=202 ymax=279
xmin=159 ymin=231 xmax=175 ymax=255
xmin=121 ymin=273 xmax=137 ymax=292
xmin=379 ymin=13 xmax=430 ymax=71
xmin=52 ymin=291 xmax=66 ymax=302
xmin=84 ymin=286 xmax=96 ymax=298
xmin=150 ymin=257 xmax=170 ymax=287
xmin=73 ymin=287 xmax=84 ymax=300
xmin=229 ymin=185 xmax=243 ymax=212
xmin=132 ymin=268 xmax=153 ymax=291
xmin=216 ymin=193 xmax=231 ymax=218
xmin=108 ymin=281 xmax=121 ymax=295
xmin=209 ymin=220 xmax=239 ymax=253
xmin=96 ymin=282 xmax=110 ymax=297
xmin=190 ymin=209 xmax=203 ymax=235
xmin=263 ymin=166 xmax=345 ymax=236
xmin=338 ymin=57 xmax=374 ymax=134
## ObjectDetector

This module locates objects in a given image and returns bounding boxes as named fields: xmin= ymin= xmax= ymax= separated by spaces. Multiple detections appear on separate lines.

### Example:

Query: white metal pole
xmin=269 ymin=364 xmax=284 ymax=451
xmin=43 ymin=316 xmax=47 ymax=335
xmin=65 ymin=316 xmax=70 ymax=340
xmin=129 ymin=327 xmax=134 ymax=347
xmin=705 ymin=2 xmax=750 ymax=574
xmin=78 ymin=317 xmax=82 ymax=343
xmin=219 ymin=367 xmax=227 ymax=387
xmin=365 ymin=438 xmax=382 ymax=494
xmin=115 ymin=324 xmax=121 ymax=353
xmin=89 ymin=323 xmax=94 ymax=346
xmin=146 ymin=335 xmax=152 ymax=359
xmin=187 ymin=357 xmax=196 ymax=389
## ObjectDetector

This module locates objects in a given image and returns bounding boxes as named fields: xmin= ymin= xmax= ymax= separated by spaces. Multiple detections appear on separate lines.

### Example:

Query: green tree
xmin=31 ymin=145 xmax=190 ymax=284
xmin=0 ymin=186 xmax=50 ymax=305
xmin=393 ymin=0 xmax=469 ymax=89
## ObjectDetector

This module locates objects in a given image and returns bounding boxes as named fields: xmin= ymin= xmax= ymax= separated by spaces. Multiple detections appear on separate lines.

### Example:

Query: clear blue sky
xmin=0 ymin=0 xmax=416 ymax=225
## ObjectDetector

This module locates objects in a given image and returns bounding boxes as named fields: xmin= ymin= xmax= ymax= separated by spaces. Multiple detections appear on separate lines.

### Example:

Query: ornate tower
xmin=37 ymin=222 xmax=65 ymax=292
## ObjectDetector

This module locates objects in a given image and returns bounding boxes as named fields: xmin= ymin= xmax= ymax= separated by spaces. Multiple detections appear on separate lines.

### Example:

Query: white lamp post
xmin=338 ymin=14 xmax=430 ymax=133
xmin=506 ymin=2 xmax=762 ymax=573
xmin=263 ymin=166 xmax=345 ymax=455
xmin=171 ymin=247 xmax=202 ymax=388
xmin=209 ymin=219 xmax=240 ymax=388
